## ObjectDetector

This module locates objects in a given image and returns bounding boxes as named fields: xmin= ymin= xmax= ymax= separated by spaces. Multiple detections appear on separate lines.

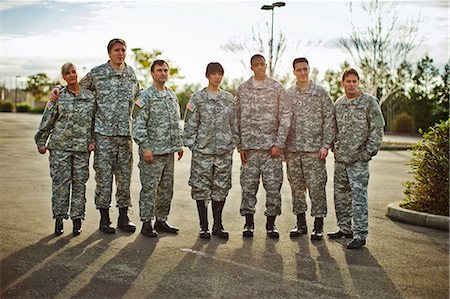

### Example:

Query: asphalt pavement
xmin=0 ymin=113 xmax=448 ymax=299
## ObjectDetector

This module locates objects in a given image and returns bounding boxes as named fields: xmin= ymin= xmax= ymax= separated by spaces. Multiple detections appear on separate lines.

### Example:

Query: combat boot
xmin=266 ymin=216 xmax=279 ymax=239
xmin=72 ymin=218 xmax=82 ymax=236
xmin=290 ymin=213 xmax=307 ymax=237
xmin=141 ymin=220 xmax=158 ymax=238
xmin=196 ymin=200 xmax=210 ymax=239
xmin=212 ymin=201 xmax=229 ymax=239
xmin=117 ymin=207 xmax=136 ymax=233
xmin=154 ymin=218 xmax=179 ymax=234
xmin=55 ymin=218 xmax=63 ymax=236
xmin=242 ymin=214 xmax=254 ymax=238
xmin=99 ymin=208 xmax=115 ymax=234
xmin=310 ymin=217 xmax=324 ymax=240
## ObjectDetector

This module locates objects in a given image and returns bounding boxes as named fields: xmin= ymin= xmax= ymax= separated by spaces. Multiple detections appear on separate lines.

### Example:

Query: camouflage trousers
xmin=138 ymin=153 xmax=175 ymax=222
xmin=286 ymin=152 xmax=327 ymax=217
xmin=334 ymin=160 xmax=370 ymax=240
xmin=49 ymin=149 xmax=90 ymax=219
xmin=93 ymin=134 xmax=133 ymax=209
xmin=240 ymin=150 xmax=283 ymax=216
xmin=189 ymin=151 xmax=233 ymax=202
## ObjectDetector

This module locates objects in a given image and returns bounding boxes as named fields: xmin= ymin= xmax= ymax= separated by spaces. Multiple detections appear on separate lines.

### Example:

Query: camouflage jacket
xmin=80 ymin=61 xmax=139 ymax=137
xmin=286 ymin=83 xmax=336 ymax=152
xmin=183 ymin=88 xmax=238 ymax=155
xmin=132 ymin=85 xmax=182 ymax=155
xmin=334 ymin=92 xmax=385 ymax=164
xmin=35 ymin=87 xmax=95 ymax=152
xmin=236 ymin=77 xmax=291 ymax=151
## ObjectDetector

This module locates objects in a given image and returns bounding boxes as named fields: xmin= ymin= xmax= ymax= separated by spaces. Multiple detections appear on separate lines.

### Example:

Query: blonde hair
xmin=61 ymin=62 xmax=76 ymax=77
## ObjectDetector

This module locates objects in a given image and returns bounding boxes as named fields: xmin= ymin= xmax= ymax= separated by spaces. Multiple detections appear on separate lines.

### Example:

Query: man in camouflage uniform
xmin=286 ymin=57 xmax=336 ymax=240
xmin=35 ymin=62 xmax=95 ymax=236
xmin=236 ymin=54 xmax=291 ymax=239
xmin=328 ymin=68 xmax=385 ymax=249
xmin=50 ymin=38 xmax=138 ymax=234
xmin=132 ymin=60 xmax=183 ymax=238
xmin=184 ymin=62 xmax=238 ymax=240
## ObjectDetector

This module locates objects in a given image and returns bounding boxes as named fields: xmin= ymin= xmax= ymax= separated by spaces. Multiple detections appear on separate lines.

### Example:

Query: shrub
xmin=16 ymin=104 xmax=31 ymax=113
xmin=30 ymin=107 xmax=45 ymax=114
xmin=401 ymin=119 xmax=449 ymax=216
xmin=0 ymin=101 xmax=14 ymax=112
xmin=393 ymin=112 xmax=416 ymax=134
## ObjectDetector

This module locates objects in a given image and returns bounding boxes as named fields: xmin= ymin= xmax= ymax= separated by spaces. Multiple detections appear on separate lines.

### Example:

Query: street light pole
xmin=15 ymin=76 xmax=20 ymax=112
xmin=261 ymin=2 xmax=286 ymax=77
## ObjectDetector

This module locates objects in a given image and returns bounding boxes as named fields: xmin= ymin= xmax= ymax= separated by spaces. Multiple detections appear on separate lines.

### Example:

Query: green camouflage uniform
xmin=236 ymin=77 xmax=291 ymax=216
xmin=80 ymin=61 xmax=139 ymax=209
xmin=333 ymin=92 xmax=385 ymax=240
xmin=132 ymin=86 xmax=182 ymax=222
xmin=183 ymin=88 xmax=238 ymax=202
xmin=286 ymin=83 xmax=336 ymax=217
xmin=35 ymin=87 xmax=95 ymax=219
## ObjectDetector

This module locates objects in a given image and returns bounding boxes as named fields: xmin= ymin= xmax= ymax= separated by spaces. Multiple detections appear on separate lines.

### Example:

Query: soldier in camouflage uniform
xmin=184 ymin=62 xmax=238 ymax=240
xmin=236 ymin=54 xmax=291 ymax=239
xmin=35 ymin=62 xmax=95 ymax=236
xmin=328 ymin=68 xmax=385 ymax=249
xmin=50 ymin=38 xmax=138 ymax=234
xmin=132 ymin=60 xmax=183 ymax=238
xmin=286 ymin=58 xmax=336 ymax=241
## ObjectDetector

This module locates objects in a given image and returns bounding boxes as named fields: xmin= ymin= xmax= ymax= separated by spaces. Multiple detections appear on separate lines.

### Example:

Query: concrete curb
xmin=387 ymin=201 xmax=449 ymax=231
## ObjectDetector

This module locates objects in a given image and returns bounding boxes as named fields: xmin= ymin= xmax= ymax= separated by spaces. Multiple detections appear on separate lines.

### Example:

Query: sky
xmin=0 ymin=0 xmax=448 ymax=89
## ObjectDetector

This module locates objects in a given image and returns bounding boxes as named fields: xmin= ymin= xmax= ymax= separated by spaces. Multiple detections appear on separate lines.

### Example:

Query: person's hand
xmin=38 ymin=146 xmax=47 ymax=154
xmin=269 ymin=146 xmax=281 ymax=158
xmin=50 ymin=88 xmax=60 ymax=101
xmin=318 ymin=147 xmax=328 ymax=160
xmin=240 ymin=150 xmax=248 ymax=164
xmin=88 ymin=143 xmax=96 ymax=152
xmin=177 ymin=149 xmax=184 ymax=160
xmin=143 ymin=149 xmax=153 ymax=163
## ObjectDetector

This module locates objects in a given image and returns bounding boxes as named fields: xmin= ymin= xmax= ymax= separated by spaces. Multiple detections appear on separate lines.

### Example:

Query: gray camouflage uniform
xmin=80 ymin=61 xmax=139 ymax=209
xmin=35 ymin=87 xmax=95 ymax=220
xmin=236 ymin=77 xmax=291 ymax=216
xmin=286 ymin=83 xmax=336 ymax=217
xmin=183 ymin=88 xmax=238 ymax=202
xmin=132 ymin=86 xmax=182 ymax=222
xmin=333 ymin=92 xmax=385 ymax=240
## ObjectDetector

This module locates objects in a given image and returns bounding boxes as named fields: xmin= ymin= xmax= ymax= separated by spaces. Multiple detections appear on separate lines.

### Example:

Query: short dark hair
xmin=250 ymin=54 xmax=265 ymax=66
xmin=341 ymin=68 xmax=360 ymax=81
xmin=292 ymin=57 xmax=309 ymax=70
xmin=151 ymin=59 xmax=169 ymax=72
xmin=107 ymin=38 xmax=126 ymax=52
xmin=205 ymin=62 xmax=224 ymax=76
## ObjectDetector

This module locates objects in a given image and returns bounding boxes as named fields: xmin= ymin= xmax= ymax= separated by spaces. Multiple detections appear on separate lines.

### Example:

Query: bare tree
xmin=338 ymin=0 xmax=421 ymax=105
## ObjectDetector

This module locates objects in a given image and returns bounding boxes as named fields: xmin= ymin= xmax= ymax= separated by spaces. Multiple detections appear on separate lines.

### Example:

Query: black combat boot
xmin=196 ymin=200 xmax=210 ymax=239
xmin=290 ymin=213 xmax=307 ymax=237
xmin=212 ymin=201 xmax=229 ymax=239
xmin=141 ymin=220 xmax=158 ymax=238
xmin=242 ymin=214 xmax=254 ymax=238
xmin=266 ymin=216 xmax=279 ymax=239
xmin=117 ymin=207 xmax=136 ymax=233
xmin=55 ymin=218 xmax=64 ymax=236
xmin=154 ymin=218 xmax=179 ymax=234
xmin=310 ymin=217 xmax=324 ymax=240
xmin=72 ymin=218 xmax=82 ymax=236
xmin=99 ymin=208 xmax=115 ymax=234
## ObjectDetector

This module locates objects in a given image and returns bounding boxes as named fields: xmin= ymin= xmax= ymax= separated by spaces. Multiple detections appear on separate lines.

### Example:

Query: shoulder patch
xmin=135 ymin=98 xmax=145 ymax=108
xmin=46 ymin=100 xmax=54 ymax=110
xmin=186 ymin=100 xmax=195 ymax=112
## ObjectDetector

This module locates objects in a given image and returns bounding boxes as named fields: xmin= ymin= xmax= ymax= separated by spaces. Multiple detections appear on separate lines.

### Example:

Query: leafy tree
xmin=24 ymin=73 xmax=58 ymax=104
xmin=131 ymin=48 xmax=183 ymax=89
xmin=322 ymin=61 xmax=350 ymax=100
xmin=176 ymin=83 xmax=201 ymax=119
xmin=338 ymin=0 xmax=420 ymax=105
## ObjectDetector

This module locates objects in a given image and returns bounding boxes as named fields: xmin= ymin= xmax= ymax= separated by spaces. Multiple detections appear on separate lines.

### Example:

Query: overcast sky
xmin=1 ymin=0 xmax=448 ymax=88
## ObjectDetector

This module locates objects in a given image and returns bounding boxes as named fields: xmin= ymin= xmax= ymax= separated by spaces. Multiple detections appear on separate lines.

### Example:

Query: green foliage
xmin=24 ymin=73 xmax=58 ymax=103
xmin=175 ymin=83 xmax=201 ymax=119
xmin=322 ymin=61 xmax=350 ymax=100
xmin=0 ymin=101 xmax=13 ymax=112
xmin=30 ymin=107 xmax=45 ymax=114
xmin=392 ymin=112 xmax=416 ymax=134
xmin=16 ymin=104 xmax=31 ymax=113
xmin=401 ymin=119 xmax=449 ymax=216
